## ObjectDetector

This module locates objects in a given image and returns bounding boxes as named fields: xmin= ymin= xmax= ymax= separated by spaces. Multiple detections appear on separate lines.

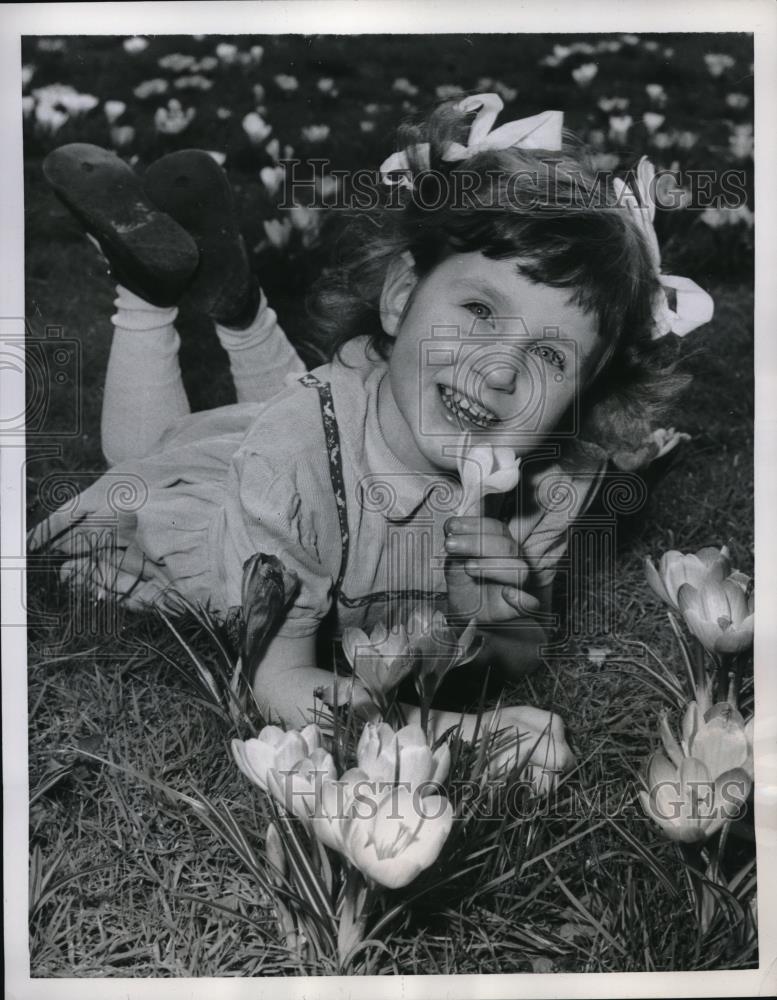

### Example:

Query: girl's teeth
xmin=439 ymin=386 xmax=497 ymax=427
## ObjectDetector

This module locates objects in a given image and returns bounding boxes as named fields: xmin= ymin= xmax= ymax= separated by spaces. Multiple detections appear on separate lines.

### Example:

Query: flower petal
xmin=344 ymin=787 xmax=453 ymax=889
xmin=299 ymin=724 xmax=322 ymax=757
xmin=658 ymin=712 xmax=685 ymax=768
xmin=691 ymin=715 xmax=748 ymax=777
xmin=715 ymin=620 xmax=754 ymax=654
xmin=431 ymin=742 xmax=451 ymax=786
xmin=681 ymin=702 xmax=699 ymax=753
xmin=395 ymin=724 xmax=428 ymax=750
xmin=342 ymin=627 xmax=369 ymax=668
xmin=644 ymin=556 xmax=673 ymax=606
xmin=682 ymin=608 xmax=723 ymax=654
xmin=703 ymin=766 xmax=752 ymax=838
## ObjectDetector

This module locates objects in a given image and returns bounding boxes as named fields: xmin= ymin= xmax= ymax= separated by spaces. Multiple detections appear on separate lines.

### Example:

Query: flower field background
xmin=23 ymin=33 xmax=755 ymax=977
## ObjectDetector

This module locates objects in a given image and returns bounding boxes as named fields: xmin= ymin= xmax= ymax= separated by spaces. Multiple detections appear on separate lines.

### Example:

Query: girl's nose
xmin=482 ymin=365 xmax=517 ymax=393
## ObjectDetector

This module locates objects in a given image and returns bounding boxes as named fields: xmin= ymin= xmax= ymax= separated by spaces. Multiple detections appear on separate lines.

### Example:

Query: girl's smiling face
xmin=378 ymin=252 xmax=604 ymax=473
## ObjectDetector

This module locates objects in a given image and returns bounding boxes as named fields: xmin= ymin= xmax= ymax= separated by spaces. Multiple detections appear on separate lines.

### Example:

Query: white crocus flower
xmin=344 ymin=784 xmax=453 ymax=889
xmin=704 ymin=52 xmax=735 ymax=77
xmin=263 ymin=218 xmax=293 ymax=249
xmin=158 ymin=53 xmax=196 ymax=73
xmin=34 ymin=84 xmax=98 ymax=116
xmin=701 ymin=205 xmax=754 ymax=229
xmin=729 ymin=124 xmax=753 ymax=160
xmin=651 ymin=132 xmax=672 ymax=150
xmin=260 ymin=165 xmax=285 ymax=198
xmin=675 ymin=130 xmax=698 ymax=150
xmin=572 ymin=62 xmax=598 ymax=86
xmin=123 ymin=36 xmax=149 ymax=55
xmin=392 ymin=77 xmax=419 ymax=96
xmin=639 ymin=701 xmax=752 ymax=842
xmin=274 ymin=73 xmax=299 ymax=93
xmin=110 ymin=125 xmax=135 ymax=148
xmin=35 ymin=101 xmax=68 ymax=133
xmin=456 ymin=439 xmax=521 ymax=516
xmin=154 ymin=99 xmax=195 ymax=135
xmin=103 ymin=100 xmax=126 ymax=124
xmin=645 ymin=83 xmax=667 ymax=105
xmin=642 ymin=112 xmax=665 ymax=135
xmin=301 ymin=124 xmax=330 ymax=143
xmin=266 ymin=747 xmax=339 ymax=820
xmin=598 ymin=96 xmax=629 ymax=113
xmin=232 ymin=724 xmax=324 ymax=793
xmin=342 ymin=621 xmax=416 ymax=701
xmin=174 ymin=75 xmax=214 ymax=92
xmin=288 ymin=205 xmax=320 ymax=247
xmin=643 ymin=545 xmax=732 ymax=612
xmin=611 ymin=426 xmax=690 ymax=471
xmin=725 ymin=92 xmax=750 ymax=110
xmin=356 ymin=722 xmax=450 ymax=789
xmin=242 ymin=111 xmax=272 ymax=144
xmin=133 ymin=78 xmax=168 ymax=100
xmin=192 ymin=56 xmax=218 ymax=73
xmin=215 ymin=42 xmax=239 ymax=64
xmin=608 ymin=114 xmax=633 ymax=144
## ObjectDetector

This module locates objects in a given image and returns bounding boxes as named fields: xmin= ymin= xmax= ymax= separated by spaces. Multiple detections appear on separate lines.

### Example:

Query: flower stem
xmin=715 ymin=652 xmax=732 ymax=704
xmin=337 ymin=867 xmax=371 ymax=971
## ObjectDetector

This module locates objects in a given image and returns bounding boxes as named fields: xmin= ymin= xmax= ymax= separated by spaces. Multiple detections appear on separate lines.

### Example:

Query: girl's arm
xmin=252 ymin=632 xmax=537 ymax=742
xmin=470 ymin=580 xmax=554 ymax=678
xmin=251 ymin=632 xmax=340 ymax=728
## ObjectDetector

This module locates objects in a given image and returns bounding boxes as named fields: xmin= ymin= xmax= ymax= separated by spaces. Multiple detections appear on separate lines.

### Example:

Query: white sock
xmin=214 ymin=289 xmax=305 ymax=404
xmin=101 ymin=285 xmax=191 ymax=465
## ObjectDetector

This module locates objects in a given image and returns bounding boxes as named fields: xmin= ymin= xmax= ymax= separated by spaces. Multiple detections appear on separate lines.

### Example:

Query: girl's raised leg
xmin=102 ymin=285 xmax=192 ymax=465
xmin=214 ymin=291 xmax=306 ymax=404
xmin=143 ymin=149 xmax=306 ymax=405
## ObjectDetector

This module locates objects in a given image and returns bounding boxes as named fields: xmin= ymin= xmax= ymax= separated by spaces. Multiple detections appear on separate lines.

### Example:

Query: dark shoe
xmin=43 ymin=143 xmax=199 ymax=307
xmin=143 ymin=150 xmax=257 ymax=327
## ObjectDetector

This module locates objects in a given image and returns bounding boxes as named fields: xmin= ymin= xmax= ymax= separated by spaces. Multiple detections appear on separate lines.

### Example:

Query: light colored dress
xmin=31 ymin=335 xmax=607 ymax=638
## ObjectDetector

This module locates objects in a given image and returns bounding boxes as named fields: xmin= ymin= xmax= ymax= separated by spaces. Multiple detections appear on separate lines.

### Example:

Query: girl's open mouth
xmin=438 ymin=384 xmax=499 ymax=430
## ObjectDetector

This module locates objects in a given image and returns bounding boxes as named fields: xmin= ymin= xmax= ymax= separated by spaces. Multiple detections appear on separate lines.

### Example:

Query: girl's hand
xmin=443 ymin=515 xmax=540 ymax=624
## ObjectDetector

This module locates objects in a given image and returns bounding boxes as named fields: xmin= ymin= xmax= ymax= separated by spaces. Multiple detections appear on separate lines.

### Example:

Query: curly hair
xmin=307 ymin=97 xmax=690 ymax=456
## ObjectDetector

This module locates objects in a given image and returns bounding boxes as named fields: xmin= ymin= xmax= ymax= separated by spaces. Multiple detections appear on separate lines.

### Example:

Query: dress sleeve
xmin=508 ymin=456 xmax=607 ymax=592
xmin=214 ymin=441 xmax=341 ymax=638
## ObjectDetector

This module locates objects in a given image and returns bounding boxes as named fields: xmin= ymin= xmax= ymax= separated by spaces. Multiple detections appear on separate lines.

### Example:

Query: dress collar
xmin=363 ymin=368 xmax=461 ymax=521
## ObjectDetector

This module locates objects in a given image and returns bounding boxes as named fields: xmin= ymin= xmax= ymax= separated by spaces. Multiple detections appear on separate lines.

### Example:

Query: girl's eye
xmin=529 ymin=344 xmax=567 ymax=370
xmin=463 ymin=301 xmax=494 ymax=324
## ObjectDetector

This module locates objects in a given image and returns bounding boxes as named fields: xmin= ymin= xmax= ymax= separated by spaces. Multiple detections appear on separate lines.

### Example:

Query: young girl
xmin=30 ymin=94 xmax=712 ymax=748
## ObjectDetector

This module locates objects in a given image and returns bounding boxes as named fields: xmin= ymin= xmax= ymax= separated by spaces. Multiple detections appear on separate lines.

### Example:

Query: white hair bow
xmin=379 ymin=93 xmax=563 ymax=189
xmin=380 ymin=94 xmax=714 ymax=340
xmin=613 ymin=157 xmax=714 ymax=338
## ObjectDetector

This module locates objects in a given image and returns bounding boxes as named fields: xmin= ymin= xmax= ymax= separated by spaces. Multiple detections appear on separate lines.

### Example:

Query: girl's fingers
xmin=461 ymin=558 xmax=531 ymax=590
xmin=445 ymin=516 xmax=510 ymax=536
xmin=464 ymin=585 xmax=541 ymax=623
xmin=500 ymin=586 xmax=541 ymax=615
xmin=446 ymin=532 xmax=523 ymax=559
xmin=479 ymin=588 xmax=540 ymax=623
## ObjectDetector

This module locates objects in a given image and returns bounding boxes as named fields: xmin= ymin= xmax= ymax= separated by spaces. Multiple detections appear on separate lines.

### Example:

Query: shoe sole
xmin=143 ymin=150 xmax=250 ymax=319
xmin=43 ymin=143 xmax=199 ymax=307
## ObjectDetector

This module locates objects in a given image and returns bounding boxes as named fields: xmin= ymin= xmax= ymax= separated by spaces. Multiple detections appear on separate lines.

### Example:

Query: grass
xmin=25 ymin=276 xmax=756 ymax=973
xmin=22 ymin=32 xmax=755 ymax=979
xmin=26 ymin=557 xmax=758 ymax=975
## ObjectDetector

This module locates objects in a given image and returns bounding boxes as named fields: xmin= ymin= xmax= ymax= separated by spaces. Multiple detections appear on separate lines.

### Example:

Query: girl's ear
xmin=380 ymin=251 xmax=418 ymax=338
